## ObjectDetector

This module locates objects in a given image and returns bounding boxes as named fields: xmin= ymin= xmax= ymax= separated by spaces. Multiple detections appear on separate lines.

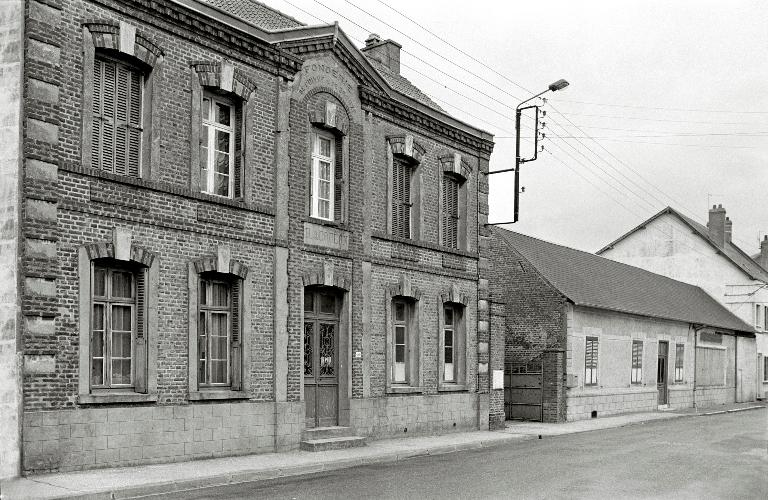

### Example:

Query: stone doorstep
xmin=299 ymin=436 xmax=367 ymax=452
xmin=301 ymin=426 xmax=357 ymax=440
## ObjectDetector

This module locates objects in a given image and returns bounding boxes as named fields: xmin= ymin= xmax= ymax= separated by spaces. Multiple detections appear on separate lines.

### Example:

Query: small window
xmin=393 ymin=299 xmax=409 ymax=383
xmin=763 ymin=356 xmax=768 ymax=383
xmin=675 ymin=344 xmax=685 ymax=382
xmin=200 ymin=94 xmax=236 ymax=198
xmin=631 ymin=340 xmax=643 ymax=384
xmin=442 ymin=174 xmax=460 ymax=248
xmin=91 ymin=266 xmax=137 ymax=388
xmin=391 ymin=158 xmax=412 ymax=239
xmin=585 ymin=337 xmax=598 ymax=386
xmin=92 ymin=56 xmax=144 ymax=176
xmin=311 ymin=131 xmax=335 ymax=221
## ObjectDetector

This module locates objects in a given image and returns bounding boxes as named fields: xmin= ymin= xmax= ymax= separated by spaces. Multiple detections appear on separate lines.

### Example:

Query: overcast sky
xmin=272 ymin=0 xmax=768 ymax=253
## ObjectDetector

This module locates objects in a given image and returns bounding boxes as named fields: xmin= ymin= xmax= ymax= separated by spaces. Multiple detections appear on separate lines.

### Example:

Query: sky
xmin=270 ymin=0 xmax=768 ymax=253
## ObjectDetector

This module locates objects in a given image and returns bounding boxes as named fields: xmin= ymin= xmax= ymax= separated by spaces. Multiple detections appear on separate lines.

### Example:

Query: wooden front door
xmin=304 ymin=288 xmax=339 ymax=428
xmin=657 ymin=341 xmax=669 ymax=405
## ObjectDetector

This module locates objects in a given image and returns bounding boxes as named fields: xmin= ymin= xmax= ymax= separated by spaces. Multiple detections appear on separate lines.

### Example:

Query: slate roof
xmin=597 ymin=206 xmax=768 ymax=283
xmin=366 ymin=58 xmax=445 ymax=112
xmin=204 ymin=0 xmax=304 ymax=31
xmin=494 ymin=228 xmax=755 ymax=334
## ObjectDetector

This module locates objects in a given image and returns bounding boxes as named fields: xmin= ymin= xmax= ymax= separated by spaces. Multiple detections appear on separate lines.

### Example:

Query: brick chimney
xmin=707 ymin=204 xmax=727 ymax=247
xmin=362 ymin=33 xmax=401 ymax=74
xmin=760 ymin=235 xmax=768 ymax=270
xmin=724 ymin=217 xmax=732 ymax=243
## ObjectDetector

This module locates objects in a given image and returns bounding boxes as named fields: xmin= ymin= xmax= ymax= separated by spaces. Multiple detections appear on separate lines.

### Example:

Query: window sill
xmin=189 ymin=390 xmax=249 ymax=401
xmin=78 ymin=393 xmax=158 ymax=404
xmin=387 ymin=386 xmax=422 ymax=394
xmin=438 ymin=384 xmax=467 ymax=392
xmin=306 ymin=217 xmax=348 ymax=230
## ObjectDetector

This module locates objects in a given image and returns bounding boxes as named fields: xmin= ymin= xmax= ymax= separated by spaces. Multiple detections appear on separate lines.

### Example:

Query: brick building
xmin=491 ymin=229 xmax=756 ymax=422
xmin=0 ymin=0 xmax=496 ymax=478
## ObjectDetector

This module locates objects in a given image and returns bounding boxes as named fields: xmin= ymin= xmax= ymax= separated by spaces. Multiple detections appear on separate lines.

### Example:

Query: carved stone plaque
xmin=304 ymin=222 xmax=350 ymax=251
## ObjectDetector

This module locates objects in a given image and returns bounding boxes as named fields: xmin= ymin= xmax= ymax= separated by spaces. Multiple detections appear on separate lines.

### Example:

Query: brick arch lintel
xmin=386 ymin=274 xmax=422 ymax=301
xmin=191 ymin=60 xmax=258 ymax=101
xmin=192 ymin=245 xmax=249 ymax=279
xmin=438 ymin=153 xmax=472 ymax=182
xmin=387 ymin=135 xmax=426 ymax=164
xmin=440 ymin=283 xmax=469 ymax=307
xmin=81 ymin=241 xmax=156 ymax=268
xmin=83 ymin=21 xmax=164 ymax=68
xmin=303 ymin=87 xmax=353 ymax=136
xmin=302 ymin=261 xmax=351 ymax=291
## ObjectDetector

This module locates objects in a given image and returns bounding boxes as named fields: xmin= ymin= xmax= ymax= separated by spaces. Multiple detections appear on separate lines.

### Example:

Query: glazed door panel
xmin=657 ymin=341 xmax=669 ymax=405
xmin=304 ymin=290 xmax=339 ymax=428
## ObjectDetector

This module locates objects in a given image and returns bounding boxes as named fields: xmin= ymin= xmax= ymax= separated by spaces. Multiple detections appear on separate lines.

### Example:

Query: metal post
xmin=513 ymin=108 xmax=522 ymax=224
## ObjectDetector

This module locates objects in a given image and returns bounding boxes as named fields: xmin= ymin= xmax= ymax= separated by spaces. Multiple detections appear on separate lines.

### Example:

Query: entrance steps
xmin=300 ymin=426 xmax=367 ymax=452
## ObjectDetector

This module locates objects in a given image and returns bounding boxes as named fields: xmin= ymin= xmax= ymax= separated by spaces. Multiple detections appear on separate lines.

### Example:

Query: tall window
xmin=585 ymin=337 xmax=598 ymax=386
xmin=675 ymin=344 xmax=685 ymax=382
xmin=763 ymin=356 xmax=768 ymax=383
xmin=91 ymin=266 xmax=137 ymax=388
xmin=311 ymin=131 xmax=335 ymax=220
xmin=756 ymin=304 xmax=763 ymax=329
xmin=443 ymin=306 xmax=456 ymax=382
xmin=392 ymin=298 xmax=410 ymax=384
xmin=198 ymin=278 xmax=234 ymax=386
xmin=764 ymin=305 xmax=768 ymax=330
xmin=630 ymin=340 xmax=643 ymax=384
xmin=92 ymin=57 xmax=143 ymax=176
xmin=442 ymin=174 xmax=460 ymax=248
xmin=391 ymin=158 xmax=412 ymax=238
xmin=200 ymin=94 xmax=235 ymax=198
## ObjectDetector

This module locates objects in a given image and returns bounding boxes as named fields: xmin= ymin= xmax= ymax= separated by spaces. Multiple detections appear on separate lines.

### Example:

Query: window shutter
xmin=442 ymin=175 xmax=459 ymax=248
xmin=101 ymin=60 xmax=117 ymax=174
xmin=127 ymin=69 xmax=142 ymax=177
xmin=234 ymin=105 xmax=243 ymax=199
xmin=134 ymin=269 xmax=147 ymax=393
xmin=334 ymin=137 xmax=343 ymax=222
xmin=115 ymin=64 xmax=129 ymax=176
xmin=392 ymin=159 xmax=411 ymax=239
xmin=230 ymin=279 xmax=242 ymax=391
xmin=92 ymin=59 xmax=103 ymax=170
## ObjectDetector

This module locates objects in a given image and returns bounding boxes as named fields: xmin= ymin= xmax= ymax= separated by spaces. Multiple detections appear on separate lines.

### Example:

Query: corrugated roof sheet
xmin=367 ymin=58 xmax=445 ymax=112
xmin=494 ymin=228 xmax=755 ymax=333
xmin=204 ymin=0 xmax=304 ymax=31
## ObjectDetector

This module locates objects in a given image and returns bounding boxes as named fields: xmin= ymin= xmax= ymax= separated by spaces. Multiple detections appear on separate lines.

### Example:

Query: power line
xmin=553 ymin=98 xmax=768 ymax=115
xmin=550 ymin=110 xmax=768 ymax=126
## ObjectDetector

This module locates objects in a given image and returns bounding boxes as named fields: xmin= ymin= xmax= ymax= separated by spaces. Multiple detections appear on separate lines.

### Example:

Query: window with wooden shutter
xmin=92 ymin=57 xmax=143 ymax=176
xmin=333 ymin=137 xmax=343 ymax=223
xmin=198 ymin=276 xmax=242 ymax=389
xmin=585 ymin=337 xmax=598 ymax=385
xmin=392 ymin=158 xmax=412 ymax=239
xmin=442 ymin=174 xmax=460 ymax=248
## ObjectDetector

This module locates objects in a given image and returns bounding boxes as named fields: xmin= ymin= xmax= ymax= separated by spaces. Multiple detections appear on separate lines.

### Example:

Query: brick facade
xmin=6 ymin=0 xmax=494 ymax=475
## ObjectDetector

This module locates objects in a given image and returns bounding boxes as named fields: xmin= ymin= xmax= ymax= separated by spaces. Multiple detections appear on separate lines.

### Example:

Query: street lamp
xmin=486 ymin=79 xmax=569 ymax=225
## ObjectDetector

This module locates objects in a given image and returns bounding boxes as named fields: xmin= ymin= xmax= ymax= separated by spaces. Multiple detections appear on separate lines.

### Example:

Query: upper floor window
xmin=442 ymin=174 xmax=460 ymax=248
xmin=311 ymin=131 xmax=335 ymax=221
xmin=200 ymin=94 xmax=236 ymax=198
xmin=91 ymin=265 xmax=141 ymax=389
xmin=391 ymin=157 xmax=413 ymax=238
xmin=92 ymin=57 xmax=144 ymax=176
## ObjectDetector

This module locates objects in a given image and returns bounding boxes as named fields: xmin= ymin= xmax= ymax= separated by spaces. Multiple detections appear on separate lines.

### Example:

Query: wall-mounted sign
xmin=304 ymin=222 xmax=350 ymax=251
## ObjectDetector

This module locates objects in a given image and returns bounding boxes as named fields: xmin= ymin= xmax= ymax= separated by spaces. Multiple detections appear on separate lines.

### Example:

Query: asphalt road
xmin=155 ymin=409 xmax=768 ymax=500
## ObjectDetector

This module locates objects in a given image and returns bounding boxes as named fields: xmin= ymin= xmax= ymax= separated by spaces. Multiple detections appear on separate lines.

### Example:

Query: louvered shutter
xmin=392 ymin=159 xmax=411 ymax=239
xmin=333 ymin=137 xmax=343 ymax=222
xmin=233 ymin=105 xmax=243 ymax=199
xmin=442 ymin=175 xmax=459 ymax=248
xmin=230 ymin=279 xmax=242 ymax=391
xmin=92 ymin=58 xmax=142 ymax=176
xmin=134 ymin=269 xmax=147 ymax=393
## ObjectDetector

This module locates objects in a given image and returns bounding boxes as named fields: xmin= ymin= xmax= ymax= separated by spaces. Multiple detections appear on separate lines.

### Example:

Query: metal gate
xmin=504 ymin=356 xmax=543 ymax=421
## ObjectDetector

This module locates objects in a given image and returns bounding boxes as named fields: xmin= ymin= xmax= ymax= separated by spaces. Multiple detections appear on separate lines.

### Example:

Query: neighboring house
xmin=597 ymin=206 xmax=768 ymax=400
xmin=490 ymin=229 xmax=757 ymax=423
xmin=0 ymin=0 xmax=496 ymax=478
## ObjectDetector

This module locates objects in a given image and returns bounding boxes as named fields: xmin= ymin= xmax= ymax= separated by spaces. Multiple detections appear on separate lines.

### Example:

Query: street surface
xmin=156 ymin=410 xmax=767 ymax=500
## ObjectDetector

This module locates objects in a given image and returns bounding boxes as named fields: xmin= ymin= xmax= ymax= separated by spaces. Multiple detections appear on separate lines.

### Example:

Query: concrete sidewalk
xmin=2 ymin=402 xmax=764 ymax=500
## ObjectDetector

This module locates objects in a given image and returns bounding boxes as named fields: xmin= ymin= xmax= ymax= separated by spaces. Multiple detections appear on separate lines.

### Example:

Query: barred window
xmin=585 ymin=337 xmax=598 ymax=385
xmin=675 ymin=344 xmax=685 ymax=382
xmin=442 ymin=174 xmax=460 ymax=248
xmin=630 ymin=340 xmax=643 ymax=384
xmin=92 ymin=57 xmax=143 ymax=176
xmin=391 ymin=158 xmax=413 ymax=239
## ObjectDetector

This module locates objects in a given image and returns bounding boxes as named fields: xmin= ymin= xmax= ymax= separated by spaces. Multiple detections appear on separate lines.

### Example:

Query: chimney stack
xmin=724 ymin=217 xmax=732 ymax=243
xmin=760 ymin=235 xmax=768 ymax=270
xmin=362 ymin=33 xmax=401 ymax=74
xmin=707 ymin=204 xmax=727 ymax=247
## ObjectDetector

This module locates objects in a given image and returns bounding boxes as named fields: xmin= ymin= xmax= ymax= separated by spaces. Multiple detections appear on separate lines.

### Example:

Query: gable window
xmin=391 ymin=158 xmax=413 ymax=238
xmin=585 ymin=337 xmax=598 ymax=386
xmin=200 ymin=94 xmax=236 ymax=198
xmin=91 ymin=265 xmax=140 ymax=388
xmin=311 ymin=131 xmax=335 ymax=221
xmin=92 ymin=56 xmax=143 ymax=176
xmin=630 ymin=340 xmax=642 ymax=384
xmin=442 ymin=174 xmax=460 ymax=248
xmin=196 ymin=274 xmax=242 ymax=391
xmin=675 ymin=344 xmax=685 ymax=382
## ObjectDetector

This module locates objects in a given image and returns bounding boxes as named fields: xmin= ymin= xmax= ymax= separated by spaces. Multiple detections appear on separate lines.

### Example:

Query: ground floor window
xmin=675 ymin=344 xmax=685 ymax=382
xmin=585 ymin=337 xmax=598 ymax=386
xmin=630 ymin=340 xmax=642 ymax=384
xmin=763 ymin=355 xmax=768 ymax=383
xmin=695 ymin=346 xmax=726 ymax=387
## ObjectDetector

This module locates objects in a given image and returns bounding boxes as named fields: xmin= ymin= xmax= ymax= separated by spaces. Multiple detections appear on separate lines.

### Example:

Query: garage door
xmin=504 ymin=357 xmax=543 ymax=422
